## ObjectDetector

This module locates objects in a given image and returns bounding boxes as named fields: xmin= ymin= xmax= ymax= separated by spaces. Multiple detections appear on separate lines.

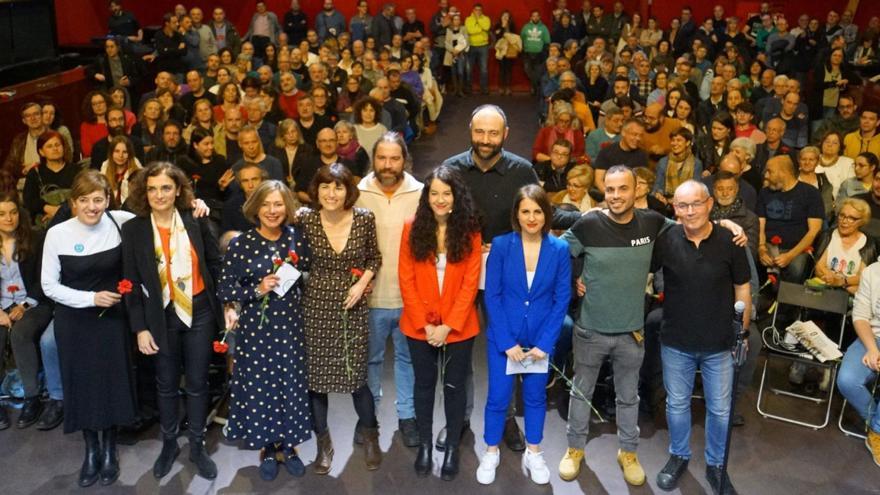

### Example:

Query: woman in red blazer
xmin=399 ymin=165 xmax=482 ymax=481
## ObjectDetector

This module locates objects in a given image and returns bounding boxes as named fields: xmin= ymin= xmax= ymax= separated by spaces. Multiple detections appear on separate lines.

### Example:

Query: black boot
xmin=78 ymin=430 xmax=101 ymax=487
xmin=440 ymin=445 xmax=460 ymax=481
xmin=189 ymin=437 xmax=217 ymax=480
xmin=414 ymin=442 xmax=432 ymax=477
xmin=99 ymin=428 xmax=120 ymax=485
xmin=35 ymin=399 xmax=63 ymax=430
xmin=16 ymin=396 xmax=43 ymax=428
xmin=153 ymin=436 xmax=180 ymax=479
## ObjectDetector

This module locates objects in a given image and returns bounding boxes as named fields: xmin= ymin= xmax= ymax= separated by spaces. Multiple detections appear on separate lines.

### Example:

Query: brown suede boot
xmin=314 ymin=431 xmax=333 ymax=475
xmin=362 ymin=427 xmax=382 ymax=471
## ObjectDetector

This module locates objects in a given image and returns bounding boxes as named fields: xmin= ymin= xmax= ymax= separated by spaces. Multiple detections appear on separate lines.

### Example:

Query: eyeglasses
xmin=838 ymin=213 xmax=862 ymax=223
xmin=673 ymin=198 xmax=709 ymax=211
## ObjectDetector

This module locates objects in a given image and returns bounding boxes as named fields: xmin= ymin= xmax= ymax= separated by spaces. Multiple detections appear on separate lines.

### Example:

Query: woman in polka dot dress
xmin=301 ymin=164 xmax=383 ymax=473
xmin=217 ymin=181 xmax=312 ymax=481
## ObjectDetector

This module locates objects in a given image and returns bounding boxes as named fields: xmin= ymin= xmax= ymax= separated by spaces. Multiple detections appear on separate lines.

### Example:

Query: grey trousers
xmin=566 ymin=325 xmax=645 ymax=452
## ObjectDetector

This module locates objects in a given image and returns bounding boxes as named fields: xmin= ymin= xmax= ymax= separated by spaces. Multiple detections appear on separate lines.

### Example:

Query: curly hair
xmin=408 ymin=165 xmax=481 ymax=264
xmin=126 ymin=162 xmax=196 ymax=217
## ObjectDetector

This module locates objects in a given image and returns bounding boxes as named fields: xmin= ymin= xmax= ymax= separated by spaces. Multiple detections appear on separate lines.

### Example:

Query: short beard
xmin=471 ymin=141 xmax=502 ymax=162
xmin=376 ymin=168 xmax=403 ymax=187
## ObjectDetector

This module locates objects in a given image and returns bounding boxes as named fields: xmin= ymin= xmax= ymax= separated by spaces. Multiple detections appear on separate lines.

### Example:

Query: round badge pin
xmin=74 ymin=244 xmax=84 ymax=253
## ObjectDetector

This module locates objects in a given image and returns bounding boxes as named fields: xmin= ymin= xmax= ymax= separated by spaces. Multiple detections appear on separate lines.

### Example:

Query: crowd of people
xmin=1 ymin=0 xmax=880 ymax=493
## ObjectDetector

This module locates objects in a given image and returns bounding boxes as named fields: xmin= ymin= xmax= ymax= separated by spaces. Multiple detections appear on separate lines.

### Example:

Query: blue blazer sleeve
xmin=534 ymin=238 xmax=572 ymax=355
xmin=485 ymin=235 xmax=517 ymax=354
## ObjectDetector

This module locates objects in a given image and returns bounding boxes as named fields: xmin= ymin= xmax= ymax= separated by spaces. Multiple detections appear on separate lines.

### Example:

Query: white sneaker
xmin=522 ymin=449 xmax=550 ymax=485
xmin=476 ymin=450 xmax=500 ymax=485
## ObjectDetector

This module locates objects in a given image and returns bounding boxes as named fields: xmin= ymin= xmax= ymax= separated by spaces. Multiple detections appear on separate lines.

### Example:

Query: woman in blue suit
xmin=476 ymin=185 xmax=572 ymax=486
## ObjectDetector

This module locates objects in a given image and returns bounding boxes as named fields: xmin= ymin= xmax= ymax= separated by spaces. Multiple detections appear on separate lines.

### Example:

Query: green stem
xmin=548 ymin=361 xmax=605 ymax=423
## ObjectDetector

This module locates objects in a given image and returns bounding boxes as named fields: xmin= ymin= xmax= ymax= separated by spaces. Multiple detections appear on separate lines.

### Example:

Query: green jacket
xmin=520 ymin=21 xmax=550 ymax=54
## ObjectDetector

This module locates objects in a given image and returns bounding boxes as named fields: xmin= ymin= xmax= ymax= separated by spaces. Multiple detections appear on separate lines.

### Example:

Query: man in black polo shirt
xmin=593 ymin=118 xmax=648 ymax=191
xmin=852 ymin=168 xmax=880 ymax=241
xmin=653 ymin=180 xmax=751 ymax=495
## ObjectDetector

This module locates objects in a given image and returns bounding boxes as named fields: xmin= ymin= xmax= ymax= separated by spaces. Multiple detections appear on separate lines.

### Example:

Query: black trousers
xmin=309 ymin=385 xmax=377 ymax=434
xmin=156 ymin=293 xmax=215 ymax=439
xmin=0 ymin=304 xmax=53 ymax=398
xmin=407 ymin=336 xmax=474 ymax=447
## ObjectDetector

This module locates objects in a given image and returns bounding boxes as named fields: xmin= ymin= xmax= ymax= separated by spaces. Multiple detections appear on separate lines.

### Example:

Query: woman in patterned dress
xmin=301 ymin=163 xmax=382 ymax=474
xmin=216 ymin=180 xmax=312 ymax=481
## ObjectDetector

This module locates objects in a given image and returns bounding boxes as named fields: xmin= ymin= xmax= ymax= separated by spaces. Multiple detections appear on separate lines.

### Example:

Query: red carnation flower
xmin=212 ymin=340 xmax=229 ymax=353
xmin=117 ymin=279 xmax=133 ymax=295
xmin=804 ymin=246 xmax=814 ymax=255
xmin=289 ymin=250 xmax=299 ymax=265
xmin=656 ymin=292 xmax=665 ymax=303
xmin=192 ymin=174 xmax=202 ymax=182
xmin=770 ymin=235 xmax=782 ymax=246
xmin=767 ymin=274 xmax=778 ymax=286
xmin=6 ymin=285 xmax=19 ymax=294
xmin=426 ymin=311 xmax=442 ymax=326
xmin=351 ymin=268 xmax=365 ymax=279
xmin=273 ymin=257 xmax=284 ymax=267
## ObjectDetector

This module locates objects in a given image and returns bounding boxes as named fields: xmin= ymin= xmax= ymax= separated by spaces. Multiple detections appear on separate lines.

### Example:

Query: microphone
xmin=734 ymin=301 xmax=746 ymax=325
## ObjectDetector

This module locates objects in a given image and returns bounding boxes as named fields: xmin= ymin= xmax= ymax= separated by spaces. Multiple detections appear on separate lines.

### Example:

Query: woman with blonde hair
xmin=532 ymin=101 xmax=584 ymax=163
xmin=269 ymin=119 xmax=315 ymax=187
xmin=797 ymin=145 xmax=834 ymax=220
xmin=552 ymin=165 xmax=593 ymax=212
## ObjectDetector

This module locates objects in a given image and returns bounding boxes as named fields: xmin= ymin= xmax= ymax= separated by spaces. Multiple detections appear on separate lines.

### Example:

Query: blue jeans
xmin=468 ymin=45 xmax=489 ymax=92
xmin=837 ymin=336 xmax=880 ymax=433
xmin=39 ymin=320 xmax=63 ymax=401
xmin=662 ymin=345 xmax=733 ymax=466
xmin=367 ymin=308 xmax=415 ymax=420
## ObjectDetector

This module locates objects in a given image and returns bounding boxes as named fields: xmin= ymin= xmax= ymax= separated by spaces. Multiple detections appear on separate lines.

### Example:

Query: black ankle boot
xmin=189 ymin=437 xmax=217 ymax=480
xmin=16 ymin=396 xmax=43 ymax=428
xmin=78 ymin=430 xmax=101 ymax=487
xmin=153 ymin=436 xmax=180 ymax=479
xmin=99 ymin=428 xmax=119 ymax=485
xmin=440 ymin=445 xmax=460 ymax=481
xmin=414 ymin=442 xmax=432 ymax=477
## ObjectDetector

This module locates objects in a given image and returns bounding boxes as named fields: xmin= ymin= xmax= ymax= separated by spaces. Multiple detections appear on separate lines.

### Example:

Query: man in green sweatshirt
xmin=521 ymin=10 xmax=550 ymax=96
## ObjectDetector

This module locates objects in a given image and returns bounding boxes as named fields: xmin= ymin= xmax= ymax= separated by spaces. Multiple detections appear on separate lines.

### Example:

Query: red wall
xmin=55 ymin=1 xmax=880 ymax=48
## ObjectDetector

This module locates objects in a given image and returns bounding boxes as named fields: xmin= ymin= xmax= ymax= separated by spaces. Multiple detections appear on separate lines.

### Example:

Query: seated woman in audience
xmin=300 ymin=164 xmax=382 ymax=474
xmin=0 ymin=193 xmax=54 ymax=431
xmin=41 ymin=170 xmax=137 ymax=487
xmin=217 ymin=180 xmax=312 ymax=481
xmin=814 ymin=198 xmax=875 ymax=295
xmin=581 ymin=62 xmax=608 ymax=125
xmin=673 ymin=96 xmax=697 ymax=134
xmin=131 ymin=98 xmax=164 ymax=156
xmin=797 ymin=146 xmax=835 ymax=221
xmin=353 ymin=97 xmax=388 ymax=162
xmin=122 ymin=162 xmax=220 ymax=480
xmin=99 ymin=135 xmax=142 ymax=206
xmin=177 ymin=127 xmax=231 ymax=230
xmin=399 ymin=53 xmax=425 ymax=101
xmin=218 ymin=48 xmax=237 ymax=76
xmin=234 ymin=54 xmax=253 ymax=84
xmin=647 ymin=70 xmax=669 ymax=107
xmin=653 ymin=127 xmax=702 ymax=202
xmin=696 ymin=111 xmax=733 ymax=176
xmin=729 ymin=137 xmax=763 ymax=194
xmin=40 ymin=100 xmax=76 ymax=154
xmin=335 ymin=120 xmax=370 ymax=177
xmin=269 ymin=119 xmax=314 ymax=188
xmin=156 ymin=88 xmax=186 ymax=126
xmin=634 ymin=167 xmax=667 ymax=214
xmin=413 ymin=54 xmax=443 ymax=132
xmin=336 ymin=76 xmax=366 ymax=122
xmin=311 ymin=85 xmax=337 ymax=123
xmin=838 ymin=253 xmax=880 ymax=467
xmin=398 ymin=166 xmax=482 ymax=481
xmin=663 ymin=86 xmax=683 ymax=119
xmin=815 ymin=130 xmax=855 ymax=200
xmin=477 ymin=185 xmax=570 ymax=486
xmin=551 ymin=165 xmax=594 ymax=212
xmin=183 ymin=99 xmax=219 ymax=143
xmin=80 ymin=90 xmax=110 ymax=158
xmin=23 ymin=131 xmax=80 ymax=226
xmin=532 ymin=101 xmax=585 ymax=163
xmin=208 ymin=67 xmax=236 ymax=96
xmin=838 ymin=152 xmax=879 ymax=200
xmin=214 ymin=82 xmax=248 ymax=124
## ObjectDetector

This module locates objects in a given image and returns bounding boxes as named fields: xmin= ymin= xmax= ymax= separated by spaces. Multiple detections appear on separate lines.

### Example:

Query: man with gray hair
xmin=652 ymin=180 xmax=751 ymax=494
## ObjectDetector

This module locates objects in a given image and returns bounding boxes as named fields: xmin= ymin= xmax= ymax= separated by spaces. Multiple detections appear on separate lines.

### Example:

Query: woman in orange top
xmin=121 ymin=162 xmax=222 ymax=481
xmin=398 ymin=165 xmax=482 ymax=481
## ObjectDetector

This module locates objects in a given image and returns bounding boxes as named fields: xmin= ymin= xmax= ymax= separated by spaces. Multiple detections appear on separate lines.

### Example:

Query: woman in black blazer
xmin=121 ymin=162 xmax=222 ymax=481
xmin=0 ymin=192 xmax=54 ymax=430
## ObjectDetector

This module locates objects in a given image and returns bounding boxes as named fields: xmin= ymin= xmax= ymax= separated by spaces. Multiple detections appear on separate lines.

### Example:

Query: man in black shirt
xmin=593 ymin=118 xmax=648 ymax=190
xmin=535 ymin=138 xmax=576 ymax=193
xmin=145 ymin=120 xmax=187 ymax=164
xmin=179 ymin=71 xmax=218 ymax=124
xmin=90 ymin=108 xmax=144 ymax=169
xmin=150 ymin=13 xmax=187 ymax=78
xmin=652 ymin=180 xmax=751 ymax=494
